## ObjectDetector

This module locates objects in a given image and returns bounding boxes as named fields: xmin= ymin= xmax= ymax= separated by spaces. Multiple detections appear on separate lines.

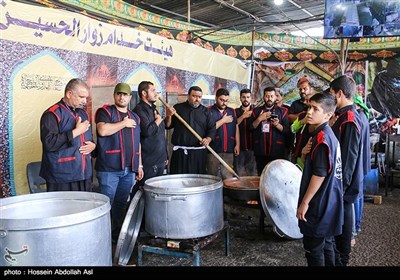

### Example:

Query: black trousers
xmin=303 ymin=235 xmax=335 ymax=266
xmin=334 ymin=200 xmax=354 ymax=266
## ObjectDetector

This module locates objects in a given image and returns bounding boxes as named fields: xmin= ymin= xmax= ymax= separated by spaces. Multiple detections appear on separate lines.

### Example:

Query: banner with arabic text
xmin=0 ymin=0 xmax=250 ymax=197
xmin=0 ymin=0 xmax=249 ymax=84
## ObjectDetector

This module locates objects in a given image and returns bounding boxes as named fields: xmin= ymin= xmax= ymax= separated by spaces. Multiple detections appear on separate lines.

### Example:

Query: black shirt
xmin=289 ymin=99 xmax=308 ymax=115
xmin=167 ymin=101 xmax=216 ymax=146
xmin=133 ymin=101 xmax=168 ymax=167
xmin=331 ymin=104 xmax=363 ymax=203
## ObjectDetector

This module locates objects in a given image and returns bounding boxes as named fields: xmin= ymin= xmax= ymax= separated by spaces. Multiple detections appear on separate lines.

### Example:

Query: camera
xmin=270 ymin=114 xmax=278 ymax=120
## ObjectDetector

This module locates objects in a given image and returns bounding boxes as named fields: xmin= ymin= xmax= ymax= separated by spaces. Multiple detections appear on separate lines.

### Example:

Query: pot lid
xmin=144 ymin=174 xmax=222 ymax=194
xmin=259 ymin=159 xmax=303 ymax=239
xmin=113 ymin=189 xmax=144 ymax=266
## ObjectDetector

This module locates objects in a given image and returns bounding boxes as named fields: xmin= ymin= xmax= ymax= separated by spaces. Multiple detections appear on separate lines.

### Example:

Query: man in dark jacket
xmin=165 ymin=86 xmax=216 ymax=174
xmin=133 ymin=81 xmax=168 ymax=186
xmin=40 ymin=78 xmax=95 ymax=192
xmin=329 ymin=75 xmax=363 ymax=266
xmin=234 ymin=88 xmax=257 ymax=176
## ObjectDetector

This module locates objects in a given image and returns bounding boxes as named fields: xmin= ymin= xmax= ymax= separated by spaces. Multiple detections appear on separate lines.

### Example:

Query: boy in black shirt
xmin=297 ymin=93 xmax=343 ymax=266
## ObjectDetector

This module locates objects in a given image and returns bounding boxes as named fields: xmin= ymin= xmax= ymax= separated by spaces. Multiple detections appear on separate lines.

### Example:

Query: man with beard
xmin=165 ymin=86 xmax=216 ymax=174
xmin=95 ymin=82 xmax=143 ymax=242
xmin=288 ymin=77 xmax=313 ymax=123
xmin=207 ymin=88 xmax=240 ymax=180
xmin=288 ymin=77 xmax=314 ymax=162
xmin=234 ymin=88 xmax=257 ymax=176
xmin=133 ymin=81 xmax=169 ymax=189
xmin=251 ymin=87 xmax=290 ymax=175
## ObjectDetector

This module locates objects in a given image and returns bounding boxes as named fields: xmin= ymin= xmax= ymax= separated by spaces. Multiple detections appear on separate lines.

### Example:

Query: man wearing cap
xmin=40 ymin=78 xmax=96 ymax=192
xmin=95 ymin=82 xmax=143 ymax=242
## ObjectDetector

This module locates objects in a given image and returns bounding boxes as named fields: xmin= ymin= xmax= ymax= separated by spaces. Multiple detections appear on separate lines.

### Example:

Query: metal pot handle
xmin=273 ymin=226 xmax=285 ymax=238
xmin=151 ymin=193 xmax=187 ymax=201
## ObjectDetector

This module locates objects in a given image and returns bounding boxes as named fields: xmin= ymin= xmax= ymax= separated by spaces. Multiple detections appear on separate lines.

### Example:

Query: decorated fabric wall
xmin=53 ymin=0 xmax=400 ymax=63
xmin=252 ymin=61 xmax=367 ymax=104
xmin=252 ymin=59 xmax=400 ymax=151
xmin=0 ymin=0 xmax=250 ymax=197
xmin=251 ymin=37 xmax=400 ymax=63
xmin=252 ymin=58 xmax=400 ymax=118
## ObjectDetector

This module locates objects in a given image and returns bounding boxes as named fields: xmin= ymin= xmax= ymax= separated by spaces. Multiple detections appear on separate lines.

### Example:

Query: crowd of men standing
xmin=39 ymin=74 xmax=369 ymax=266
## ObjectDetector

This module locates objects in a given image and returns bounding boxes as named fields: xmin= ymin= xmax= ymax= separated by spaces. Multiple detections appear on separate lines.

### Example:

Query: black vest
xmin=41 ymin=101 xmax=93 ymax=183
xmin=299 ymin=122 xmax=344 ymax=237
xmin=209 ymin=105 xmax=237 ymax=153
xmin=95 ymin=105 xmax=141 ymax=172
xmin=252 ymin=105 xmax=288 ymax=158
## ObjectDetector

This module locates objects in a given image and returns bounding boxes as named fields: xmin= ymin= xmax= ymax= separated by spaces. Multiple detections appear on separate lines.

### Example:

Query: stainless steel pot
xmin=143 ymin=174 xmax=224 ymax=239
xmin=0 ymin=191 xmax=112 ymax=266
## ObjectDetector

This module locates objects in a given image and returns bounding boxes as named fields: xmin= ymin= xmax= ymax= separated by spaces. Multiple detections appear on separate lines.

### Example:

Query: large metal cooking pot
xmin=223 ymin=176 xmax=260 ymax=201
xmin=0 ymin=191 xmax=112 ymax=266
xmin=143 ymin=174 xmax=224 ymax=239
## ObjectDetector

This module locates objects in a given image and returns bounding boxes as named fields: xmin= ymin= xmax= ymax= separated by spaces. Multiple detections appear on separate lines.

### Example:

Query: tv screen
xmin=323 ymin=0 xmax=400 ymax=39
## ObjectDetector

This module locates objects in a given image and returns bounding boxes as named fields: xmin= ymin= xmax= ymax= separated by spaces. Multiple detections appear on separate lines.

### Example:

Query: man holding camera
xmin=251 ymin=87 xmax=290 ymax=175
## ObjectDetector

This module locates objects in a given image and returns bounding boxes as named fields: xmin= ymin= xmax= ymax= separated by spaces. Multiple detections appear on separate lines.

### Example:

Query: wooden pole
xmin=158 ymin=97 xmax=240 ymax=179
xmin=187 ymin=0 xmax=190 ymax=23
xmin=340 ymin=38 xmax=348 ymax=75
xmin=249 ymin=22 xmax=256 ymax=97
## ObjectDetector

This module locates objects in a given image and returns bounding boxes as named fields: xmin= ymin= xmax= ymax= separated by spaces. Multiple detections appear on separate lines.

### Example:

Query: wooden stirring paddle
xmin=159 ymin=97 xmax=254 ymax=188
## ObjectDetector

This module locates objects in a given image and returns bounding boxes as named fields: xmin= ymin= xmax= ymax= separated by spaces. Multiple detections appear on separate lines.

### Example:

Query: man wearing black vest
xmin=95 ymin=82 xmax=143 ymax=242
xmin=207 ymin=88 xmax=240 ymax=180
xmin=40 ymin=78 xmax=96 ymax=192
xmin=329 ymin=75 xmax=363 ymax=266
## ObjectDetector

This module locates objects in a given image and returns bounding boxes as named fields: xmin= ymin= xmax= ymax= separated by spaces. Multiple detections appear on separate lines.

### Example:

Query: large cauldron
xmin=0 ymin=192 xmax=112 ymax=266
xmin=143 ymin=174 xmax=224 ymax=239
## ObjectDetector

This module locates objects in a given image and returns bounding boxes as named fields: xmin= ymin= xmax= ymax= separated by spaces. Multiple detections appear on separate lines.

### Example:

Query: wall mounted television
xmin=323 ymin=0 xmax=400 ymax=39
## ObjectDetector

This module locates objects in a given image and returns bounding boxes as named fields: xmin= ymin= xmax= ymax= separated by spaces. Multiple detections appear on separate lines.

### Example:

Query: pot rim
xmin=1 ymin=192 xmax=110 ymax=230
xmin=143 ymin=174 xmax=222 ymax=194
